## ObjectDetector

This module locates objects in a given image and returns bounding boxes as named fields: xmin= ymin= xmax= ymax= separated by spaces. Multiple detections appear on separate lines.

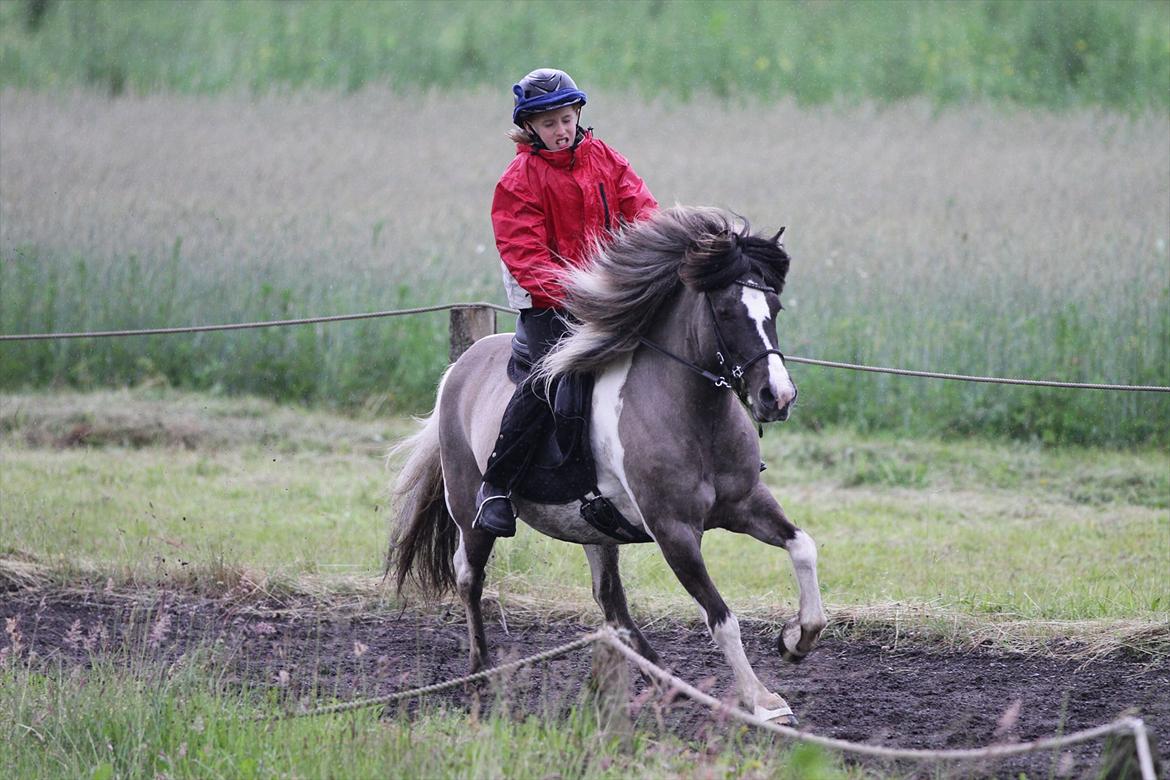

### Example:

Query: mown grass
xmin=0 ymin=391 xmax=1164 ymax=778
xmin=2 ymin=390 xmax=1166 ymax=636
xmin=0 ymin=656 xmax=853 ymax=780
xmin=2 ymin=90 xmax=1167 ymax=447
xmin=1 ymin=0 xmax=1167 ymax=111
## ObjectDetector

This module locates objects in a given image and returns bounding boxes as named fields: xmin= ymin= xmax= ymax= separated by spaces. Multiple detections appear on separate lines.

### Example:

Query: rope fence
xmin=275 ymin=626 xmax=1158 ymax=779
xmin=0 ymin=302 xmax=517 ymax=341
xmin=1 ymin=302 xmax=1167 ymax=393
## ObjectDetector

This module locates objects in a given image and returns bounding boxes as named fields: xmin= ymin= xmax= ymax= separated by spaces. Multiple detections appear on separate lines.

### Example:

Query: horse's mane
xmin=537 ymin=205 xmax=789 ymax=382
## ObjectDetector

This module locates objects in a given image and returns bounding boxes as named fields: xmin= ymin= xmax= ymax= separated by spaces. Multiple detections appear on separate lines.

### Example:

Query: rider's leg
xmin=474 ymin=308 xmax=570 ymax=537
xmin=473 ymin=380 xmax=550 ymax=536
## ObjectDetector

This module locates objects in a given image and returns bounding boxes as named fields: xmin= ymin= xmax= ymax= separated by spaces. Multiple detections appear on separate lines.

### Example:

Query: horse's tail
xmin=386 ymin=405 xmax=457 ymax=598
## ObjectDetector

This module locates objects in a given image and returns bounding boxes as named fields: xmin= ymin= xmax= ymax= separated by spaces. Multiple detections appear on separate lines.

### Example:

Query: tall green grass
xmin=0 ymin=243 xmax=456 ymax=409
xmin=1 ymin=0 xmax=1168 ymax=110
xmin=0 ymin=656 xmax=850 ymax=780
xmin=3 ymin=239 xmax=1166 ymax=446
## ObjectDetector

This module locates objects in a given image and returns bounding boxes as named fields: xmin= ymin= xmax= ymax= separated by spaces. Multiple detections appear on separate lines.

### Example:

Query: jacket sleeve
xmin=491 ymin=172 xmax=566 ymax=309
xmin=611 ymin=151 xmax=658 ymax=224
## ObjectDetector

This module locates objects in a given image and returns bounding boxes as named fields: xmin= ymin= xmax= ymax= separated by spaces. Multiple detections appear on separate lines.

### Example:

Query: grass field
xmin=2 ymin=90 xmax=1167 ymax=446
xmin=2 ymin=391 xmax=1166 ymax=779
xmin=3 ymin=389 xmax=1166 ymax=646
xmin=3 ymin=4 xmax=1167 ymax=775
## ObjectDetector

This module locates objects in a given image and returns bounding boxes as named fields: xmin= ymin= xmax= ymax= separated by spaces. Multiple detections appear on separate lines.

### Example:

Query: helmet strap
xmin=523 ymin=122 xmax=545 ymax=150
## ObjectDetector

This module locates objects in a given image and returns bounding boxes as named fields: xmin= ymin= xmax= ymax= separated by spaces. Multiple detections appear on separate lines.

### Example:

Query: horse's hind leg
xmin=651 ymin=523 xmax=797 ymax=725
xmin=583 ymin=544 xmax=660 ymax=666
xmin=455 ymin=527 xmax=496 ymax=673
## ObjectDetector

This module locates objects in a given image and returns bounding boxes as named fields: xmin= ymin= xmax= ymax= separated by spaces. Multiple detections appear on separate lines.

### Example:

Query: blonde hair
xmin=507 ymin=125 xmax=538 ymax=145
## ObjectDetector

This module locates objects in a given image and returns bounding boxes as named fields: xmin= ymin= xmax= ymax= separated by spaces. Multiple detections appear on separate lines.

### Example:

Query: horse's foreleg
xmin=583 ymin=544 xmax=660 ymax=666
xmin=653 ymin=523 xmax=796 ymax=725
xmin=455 ymin=528 xmax=495 ymax=673
xmin=778 ymin=528 xmax=827 ymax=662
xmin=728 ymin=486 xmax=827 ymax=662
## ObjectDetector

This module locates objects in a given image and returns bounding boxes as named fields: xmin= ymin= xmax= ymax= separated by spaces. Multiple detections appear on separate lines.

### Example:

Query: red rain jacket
xmin=491 ymin=130 xmax=657 ymax=309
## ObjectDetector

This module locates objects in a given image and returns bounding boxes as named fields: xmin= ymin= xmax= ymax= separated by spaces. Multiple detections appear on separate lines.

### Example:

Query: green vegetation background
xmin=1 ymin=0 xmax=1168 ymax=448
xmin=3 ymin=0 xmax=1169 ymax=109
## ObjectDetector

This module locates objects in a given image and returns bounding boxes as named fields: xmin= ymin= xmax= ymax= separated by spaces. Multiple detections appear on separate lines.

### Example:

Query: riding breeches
xmin=482 ymin=308 xmax=571 ymax=490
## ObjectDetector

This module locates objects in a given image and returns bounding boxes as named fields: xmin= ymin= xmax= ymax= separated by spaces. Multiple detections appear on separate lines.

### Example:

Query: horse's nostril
xmin=759 ymin=386 xmax=777 ymax=407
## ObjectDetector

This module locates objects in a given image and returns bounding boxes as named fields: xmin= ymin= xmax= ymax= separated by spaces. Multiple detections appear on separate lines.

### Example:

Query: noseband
xmin=639 ymin=278 xmax=787 ymax=403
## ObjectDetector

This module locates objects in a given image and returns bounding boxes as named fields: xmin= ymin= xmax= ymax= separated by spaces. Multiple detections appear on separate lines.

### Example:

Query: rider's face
xmin=527 ymin=106 xmax=580 ymax=151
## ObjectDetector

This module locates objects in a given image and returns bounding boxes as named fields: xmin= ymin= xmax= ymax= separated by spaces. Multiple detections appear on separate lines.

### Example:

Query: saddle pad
xmin=505 ymin=339 xmax=653 ymax=544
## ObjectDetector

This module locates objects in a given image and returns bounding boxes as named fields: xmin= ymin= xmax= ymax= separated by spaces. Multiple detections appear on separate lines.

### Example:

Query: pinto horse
xmin=389 ymin=206 xmax=826 ymax=724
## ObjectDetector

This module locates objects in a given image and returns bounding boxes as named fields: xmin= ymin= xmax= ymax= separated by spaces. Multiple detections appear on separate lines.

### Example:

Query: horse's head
xmin=680 ymin=219 xmax=797 ymax=423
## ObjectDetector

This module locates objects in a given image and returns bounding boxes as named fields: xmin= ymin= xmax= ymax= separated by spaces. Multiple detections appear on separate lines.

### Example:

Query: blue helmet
xmin=512 ymin=68 xmax=587 ymax=126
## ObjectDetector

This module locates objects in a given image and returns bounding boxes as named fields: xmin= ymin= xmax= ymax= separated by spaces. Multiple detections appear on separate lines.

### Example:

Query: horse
xmin=389 ymin=205 xmax=827 ymax=725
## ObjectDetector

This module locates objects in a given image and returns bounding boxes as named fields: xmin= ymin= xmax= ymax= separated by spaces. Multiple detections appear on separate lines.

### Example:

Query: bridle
xmin=638 ymin=278 xmax=787 ymax=405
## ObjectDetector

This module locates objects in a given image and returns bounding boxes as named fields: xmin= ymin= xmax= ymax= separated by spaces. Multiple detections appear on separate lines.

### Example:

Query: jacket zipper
xmin=598 ymin=183 xmax=611 ymax=232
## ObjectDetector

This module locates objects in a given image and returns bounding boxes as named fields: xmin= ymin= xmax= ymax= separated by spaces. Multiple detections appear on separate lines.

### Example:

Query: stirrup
xmin=473 ymin=484 xmax=517 ymax=538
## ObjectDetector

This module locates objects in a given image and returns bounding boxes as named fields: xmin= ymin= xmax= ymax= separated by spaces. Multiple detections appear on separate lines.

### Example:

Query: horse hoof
xmin=755 ymin=704 xmax=798 ymax=727
xmin=778 ymin=620 xmax=806 ymax=664
xmin=780 ymin=647 xmax=806 ymax=664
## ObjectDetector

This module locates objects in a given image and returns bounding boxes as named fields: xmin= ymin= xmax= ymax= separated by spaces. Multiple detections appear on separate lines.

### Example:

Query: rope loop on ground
xmin=594 ymin=628 xmax=1157 ymax=777
xmin=264 ymin=628 xmax=608 ymax=721
xmin=264 ymin=625 xmax=1157 ymax=779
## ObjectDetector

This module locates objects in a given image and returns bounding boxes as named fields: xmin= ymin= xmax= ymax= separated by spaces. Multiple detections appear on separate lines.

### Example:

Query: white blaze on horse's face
xmin=740 ymin=286 xmax=797 ymax=414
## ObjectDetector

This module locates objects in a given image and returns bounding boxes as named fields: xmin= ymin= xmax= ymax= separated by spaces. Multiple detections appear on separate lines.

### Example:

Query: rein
xmin=638 ymin=278 xmax=787 ymax=413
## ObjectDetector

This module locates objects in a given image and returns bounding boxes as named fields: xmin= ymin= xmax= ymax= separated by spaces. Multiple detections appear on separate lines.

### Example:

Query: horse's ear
xmin=761 ymin=228 xmax=790 ymax=293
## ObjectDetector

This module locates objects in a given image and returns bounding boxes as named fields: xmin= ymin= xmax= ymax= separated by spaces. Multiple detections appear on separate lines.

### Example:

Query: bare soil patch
xmin=2 ymin=586 xmax=1165 ymax=779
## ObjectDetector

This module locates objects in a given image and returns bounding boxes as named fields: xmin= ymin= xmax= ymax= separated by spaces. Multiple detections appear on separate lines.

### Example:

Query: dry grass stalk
xmin=0 ymin=556 xmax=50 ymax=592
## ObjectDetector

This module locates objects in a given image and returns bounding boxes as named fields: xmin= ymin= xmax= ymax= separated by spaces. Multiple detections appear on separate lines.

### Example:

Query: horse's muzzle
xmin=755 ymin=384 xmax=797 ymax=423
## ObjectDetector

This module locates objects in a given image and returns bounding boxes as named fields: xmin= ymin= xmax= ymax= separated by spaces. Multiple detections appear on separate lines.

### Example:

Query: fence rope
xmin=267 ymin=625 xmax=1157 ymax=778
xmin=785 ymin=355 xmax=1170 ymax=393
xmin=0 ymin=302 xmax=517 ymax=341
xmin=1 ymin=301 xmax=1167 ymax=393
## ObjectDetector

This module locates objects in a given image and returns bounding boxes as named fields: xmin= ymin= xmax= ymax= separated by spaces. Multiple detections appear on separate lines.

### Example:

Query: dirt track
xmin=2 ymin=587 xmax=1165 ymax=779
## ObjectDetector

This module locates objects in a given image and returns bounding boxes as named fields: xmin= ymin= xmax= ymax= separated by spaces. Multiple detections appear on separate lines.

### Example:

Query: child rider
xmin=474 ymin=67 xmax=658 ymax=537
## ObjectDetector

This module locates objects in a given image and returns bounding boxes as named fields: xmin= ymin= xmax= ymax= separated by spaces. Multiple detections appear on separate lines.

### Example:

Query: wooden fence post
xmin=449 ymin=306 xmax=497 ymax=363
xmin=588 ymin=636 xmax=632 ymax=745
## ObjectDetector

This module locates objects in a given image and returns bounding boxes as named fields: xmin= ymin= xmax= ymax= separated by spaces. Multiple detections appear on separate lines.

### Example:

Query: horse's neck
xmin=649 ymin=288 xmax=715 ymax=368
xmin=642 ymin=290 xmax=737 ymax=418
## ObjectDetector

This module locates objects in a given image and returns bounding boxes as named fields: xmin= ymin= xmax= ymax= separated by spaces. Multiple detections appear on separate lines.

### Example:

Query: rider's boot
xmin=473 ymin=482 xmax=516 ymax=537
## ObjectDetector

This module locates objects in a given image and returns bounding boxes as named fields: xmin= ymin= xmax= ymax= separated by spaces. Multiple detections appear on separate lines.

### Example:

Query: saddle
xmin=506 ymin=330 xmax=652 ymax=544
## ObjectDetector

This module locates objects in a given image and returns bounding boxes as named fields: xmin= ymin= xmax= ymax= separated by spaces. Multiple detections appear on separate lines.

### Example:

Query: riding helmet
xmin=512 ymin=68 xmax=588 ymax=126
